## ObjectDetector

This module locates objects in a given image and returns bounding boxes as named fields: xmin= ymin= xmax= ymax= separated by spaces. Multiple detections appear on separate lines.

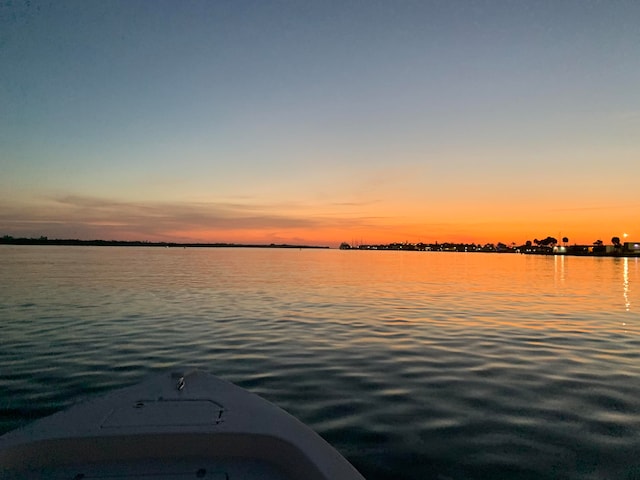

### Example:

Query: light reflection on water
xmin=554 ymin=254 xmax=565 ymax=288
xmin=623 ymin=257 xmax=630 ymax=312
xmin=1 ymin=246 xmax=639 ymax=480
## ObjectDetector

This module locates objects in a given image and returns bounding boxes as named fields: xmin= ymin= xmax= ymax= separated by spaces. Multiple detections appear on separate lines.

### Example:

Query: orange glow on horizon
xmin=2 ymin=192 xmax=637 ymax=248
xmin=169 ymin=221 xmax=636 ymax=248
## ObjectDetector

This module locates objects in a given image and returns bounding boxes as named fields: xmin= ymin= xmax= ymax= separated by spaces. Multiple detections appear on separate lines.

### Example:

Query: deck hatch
xmin=101 ymin=400 xmax=224 ymax=428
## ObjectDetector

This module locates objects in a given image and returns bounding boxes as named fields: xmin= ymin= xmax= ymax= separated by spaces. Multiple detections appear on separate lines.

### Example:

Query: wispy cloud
xmin=0 ymin=195 xmax=393 ymax=243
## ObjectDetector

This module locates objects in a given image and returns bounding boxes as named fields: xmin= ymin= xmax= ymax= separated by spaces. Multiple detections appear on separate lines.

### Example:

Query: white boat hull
xmin=0 ymin=370 xmax=365 ymax=479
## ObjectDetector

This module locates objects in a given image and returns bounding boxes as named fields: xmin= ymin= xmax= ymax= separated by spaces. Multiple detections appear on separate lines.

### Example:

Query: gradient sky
xmin=2 ymin=0 xmax=639 ymax=246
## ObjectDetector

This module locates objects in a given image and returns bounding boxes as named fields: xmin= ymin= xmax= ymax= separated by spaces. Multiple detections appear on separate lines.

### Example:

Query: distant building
xmin=624 ymin=242 xmax=640 ymax=253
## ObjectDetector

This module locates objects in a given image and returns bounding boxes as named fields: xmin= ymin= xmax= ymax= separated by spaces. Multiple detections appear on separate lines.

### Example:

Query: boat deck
xmin=0 ymin=371 xmax=365 ymax=480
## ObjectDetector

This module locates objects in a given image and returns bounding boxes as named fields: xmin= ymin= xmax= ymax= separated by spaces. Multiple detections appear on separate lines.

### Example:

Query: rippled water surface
xmin=1 ymin=246 xmax=639 ymax=479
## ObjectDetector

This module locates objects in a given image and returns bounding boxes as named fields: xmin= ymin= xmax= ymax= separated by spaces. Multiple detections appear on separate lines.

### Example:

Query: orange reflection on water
xmin=331 ymin=251 xmax=640 ymax=337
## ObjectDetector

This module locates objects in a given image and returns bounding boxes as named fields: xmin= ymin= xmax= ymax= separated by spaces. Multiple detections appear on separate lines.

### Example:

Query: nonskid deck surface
xmin=0 ymin=370 xmax=365 ymax=480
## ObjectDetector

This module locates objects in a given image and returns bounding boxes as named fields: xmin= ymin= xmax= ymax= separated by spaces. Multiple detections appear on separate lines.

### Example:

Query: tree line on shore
xmin=0 ymin=235 xmax=329 ymax=249
xmin=1 ymin=234 xmax=633 ymax=253
xmin=340 ymin=235 xmax=634 ymax=254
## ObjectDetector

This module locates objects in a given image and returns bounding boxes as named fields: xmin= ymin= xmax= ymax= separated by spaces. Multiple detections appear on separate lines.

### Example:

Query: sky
xmin=1 ymin=0 xmax=639 ymax=247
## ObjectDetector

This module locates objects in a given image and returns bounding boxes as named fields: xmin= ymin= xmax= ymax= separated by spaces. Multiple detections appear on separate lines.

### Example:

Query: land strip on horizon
xmin=0 ymin=236 xmax=329 ymax=249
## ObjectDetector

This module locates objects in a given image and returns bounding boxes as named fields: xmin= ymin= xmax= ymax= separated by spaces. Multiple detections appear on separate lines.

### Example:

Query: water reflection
xmin=554 ymin=254 xmax=565 ymax=287
xmin=623 ymin=257 xmax=630 ymax=311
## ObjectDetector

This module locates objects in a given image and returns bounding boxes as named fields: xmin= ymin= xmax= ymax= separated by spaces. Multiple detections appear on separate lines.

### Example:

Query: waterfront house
xmin=624 ymin=242 xmax=640 ymax=253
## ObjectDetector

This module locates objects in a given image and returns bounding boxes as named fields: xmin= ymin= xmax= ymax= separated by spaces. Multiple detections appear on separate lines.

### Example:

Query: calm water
xmin=1 ymin=246 xmax=639 ymax=479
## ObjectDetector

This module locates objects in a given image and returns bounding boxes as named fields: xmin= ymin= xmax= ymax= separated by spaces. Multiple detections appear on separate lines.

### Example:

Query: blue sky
xmin=2 ymin=1 xmax=639 ymax=245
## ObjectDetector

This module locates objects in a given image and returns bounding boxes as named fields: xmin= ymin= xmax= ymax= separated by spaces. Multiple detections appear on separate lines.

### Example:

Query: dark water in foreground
xmin=1 ymin=246 xmax=639 ymax=479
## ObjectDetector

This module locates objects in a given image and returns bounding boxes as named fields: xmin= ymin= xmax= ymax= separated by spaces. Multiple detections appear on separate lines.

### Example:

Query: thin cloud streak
xmin=0 ymin=195 xmax=398 ymax=243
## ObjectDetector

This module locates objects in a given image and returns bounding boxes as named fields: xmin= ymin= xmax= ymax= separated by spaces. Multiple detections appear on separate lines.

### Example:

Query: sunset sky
xmin=2 ymin=1 xmax=639 ymax=247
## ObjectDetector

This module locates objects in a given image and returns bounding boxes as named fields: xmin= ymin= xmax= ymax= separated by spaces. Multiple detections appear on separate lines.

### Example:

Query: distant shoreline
xmin=3 ymin=237 xmax=640 ymax=257
xmin=0 ymin=237 xmax=330 ymax=249
xmin=338 ymin=241 xmax=640 ymax=258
